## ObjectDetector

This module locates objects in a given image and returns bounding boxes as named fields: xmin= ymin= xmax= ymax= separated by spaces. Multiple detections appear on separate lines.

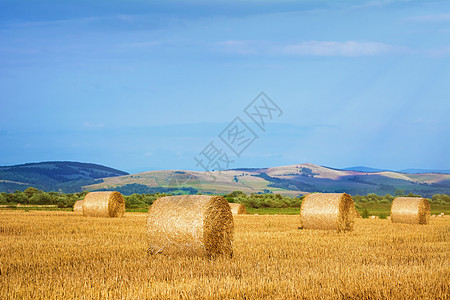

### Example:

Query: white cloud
xmin=282 ymin=41 xmax=407 ymax=57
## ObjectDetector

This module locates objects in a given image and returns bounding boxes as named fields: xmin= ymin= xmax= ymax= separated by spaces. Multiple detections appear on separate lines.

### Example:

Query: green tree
xmin=395 ymin=189 xmax=405 ymax=196
xmin=361 ymin=208 xmax=369 ymax=219
xmin=24 ymin=187 xmax=40 ymax=198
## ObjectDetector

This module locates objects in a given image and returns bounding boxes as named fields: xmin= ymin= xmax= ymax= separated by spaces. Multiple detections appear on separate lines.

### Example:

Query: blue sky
xmin=0 ymin=0 xmax=449 ymax=173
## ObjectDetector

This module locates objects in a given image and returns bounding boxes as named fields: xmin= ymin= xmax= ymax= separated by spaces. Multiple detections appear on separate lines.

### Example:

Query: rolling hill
xmin=83 ymin=163 xmax=450 ymax=197
xmin=1 ymin=161 xmax=448 ymax=196
xmin=0 ymin=161 xmax=128 ymax=193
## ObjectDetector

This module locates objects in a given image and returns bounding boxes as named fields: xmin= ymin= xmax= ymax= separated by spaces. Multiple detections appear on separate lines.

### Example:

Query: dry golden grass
xmin=0 ymin=211 xmax=449 ymax=299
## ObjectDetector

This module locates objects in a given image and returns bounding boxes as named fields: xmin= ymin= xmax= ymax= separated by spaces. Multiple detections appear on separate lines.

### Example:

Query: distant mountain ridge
xmin=1 ymin=161 xmax=449 ymax=197
xmin=84 ymin=163 xmax=450 ymax=197
xmin=0 ymin=161 xmax=128 ymax=193
xmin=341 ymin=166 xmax=391 ymax=173
xmin=342 ymin=166 xmax=450 ymax=174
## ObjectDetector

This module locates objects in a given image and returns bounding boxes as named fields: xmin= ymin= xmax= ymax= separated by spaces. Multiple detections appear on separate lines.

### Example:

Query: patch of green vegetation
xmin=126 ymin=208 xmax=150 ymax=213
xmin=93 ymin=183 xmax=198 ymax=196
xmin=246 ymin=207 xmax=300 ymax=215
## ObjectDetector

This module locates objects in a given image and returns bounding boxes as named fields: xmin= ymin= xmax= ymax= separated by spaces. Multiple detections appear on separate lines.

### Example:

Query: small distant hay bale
xmin=387 ymin=216 xmax=391 ymax=220
xmin=229 ymin=203 xmax=246 ymax=215
xmin=300 ymin=193 xmax=356 ymax=232
xmin=73 ymin=200 xmax=83 ymax=213
xmin=440 ymin=213 xmax=445 ymax=217
xmin=82 ymin=191 xmax=125 ymax=218
xmin=147 ymin=195 xmax=234 ymax=257
xmin=390 ymin=197 xmax=430 ymax=225
xmin=370 ymin=215 xmax=379 ymax=219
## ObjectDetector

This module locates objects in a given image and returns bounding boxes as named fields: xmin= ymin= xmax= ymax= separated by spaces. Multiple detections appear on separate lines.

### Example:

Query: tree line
xmin=0 ymin=187 xmax=448 ymax=209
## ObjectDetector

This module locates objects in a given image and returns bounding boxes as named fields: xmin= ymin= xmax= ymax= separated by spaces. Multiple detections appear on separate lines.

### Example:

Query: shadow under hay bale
xmin=82 ymin=191 xmax=125 ymax=218
xmin=229 ymin=203 xmax=246 ymax=215
xmin=73 ymin=200 xmax=83 ymax=213
xmin=390 ymin=197 xmax=430 ymax=225
xmin=300 ymin=193 xmax=356 ymax=232
xmin=147 ymin=195 xmax=234 ymax=257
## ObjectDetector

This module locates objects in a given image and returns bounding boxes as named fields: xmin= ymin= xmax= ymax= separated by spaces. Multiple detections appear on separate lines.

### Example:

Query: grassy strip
xmin=358 ymin=203 xmax=450 ymax=216
xmin=1 ymin=204 xmax=449 ymax=216
xmin=246 ymin=207 xmax=300 ymax=215
xmin=126 ymin=208 xmax=149 ymax=213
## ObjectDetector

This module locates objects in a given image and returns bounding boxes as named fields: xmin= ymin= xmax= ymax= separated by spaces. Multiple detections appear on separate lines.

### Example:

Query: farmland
xmin=1 ymin=211 xmax=448 ymax=299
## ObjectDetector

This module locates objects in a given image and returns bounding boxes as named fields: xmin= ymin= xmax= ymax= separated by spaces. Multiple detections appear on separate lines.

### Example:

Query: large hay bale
xmin=82 ymin=191 xmax=125 ymax=218
xmin=229 ymin=203 xmax=246 ymax=215
xmin=390 ymin=197 xmax=430 ymax=225
xmin=73 ymin=200 xmax=83 ymax=213
xmin=300 ymin=193 xmax=355 ymax=232
xmin=147 ymin=195 xmax=234 ymax=257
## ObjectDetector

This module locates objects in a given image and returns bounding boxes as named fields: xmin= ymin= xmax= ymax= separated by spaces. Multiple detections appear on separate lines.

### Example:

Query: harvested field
xmin=0 ymin=211 xmax=448 ymax=299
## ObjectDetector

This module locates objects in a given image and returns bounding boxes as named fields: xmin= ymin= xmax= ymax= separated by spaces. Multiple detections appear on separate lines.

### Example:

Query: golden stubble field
xmin=0 ymin=211 xmax=449 ymax=299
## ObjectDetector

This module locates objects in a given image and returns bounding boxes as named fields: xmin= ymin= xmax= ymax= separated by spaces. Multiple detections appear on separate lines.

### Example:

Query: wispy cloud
xmin=83 ymin=121 xmax=104 ymax=128
xmin=406 ymin=13 xmax=450 ymax=22
xmin=217 ymin=40 xmax=408 ymax=57
xmin=122 ymin=41 xmax=161 ymax=48
xmin=352 ymin=0 xmax=412 ymax=9
xmin=1 ymin=14 xmax=138 ymax=29
xmin=216 ymin=40 xmax=268 ymax=55
xmin=2 ymin=17 xmax=100 ymax=28
xmin=282 ymin=41 xmax=407 ymax=57
xmin=427 ymin=45 xmax=450 ymax=57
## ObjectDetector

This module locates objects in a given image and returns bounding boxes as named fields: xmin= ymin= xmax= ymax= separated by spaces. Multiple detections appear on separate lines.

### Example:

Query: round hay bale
xmin=82 ymin=191 xmax=125 ymax=218
xmin=229 ymin=203 xmax=246 ymax=215
xmin=300 ymin=193 xmax=355 ymax=232
xmin=147 ymin=195 xmax=234 ymax=257
xmin=73 ymin=200 xmax=83 ymax=213
xmin=390 ymin=197 xmax=430 ymax=225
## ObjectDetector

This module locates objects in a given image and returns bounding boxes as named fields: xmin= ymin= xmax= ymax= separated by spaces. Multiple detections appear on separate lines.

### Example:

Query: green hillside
xmin=0 ymin=161 xmax=128 ymax=193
